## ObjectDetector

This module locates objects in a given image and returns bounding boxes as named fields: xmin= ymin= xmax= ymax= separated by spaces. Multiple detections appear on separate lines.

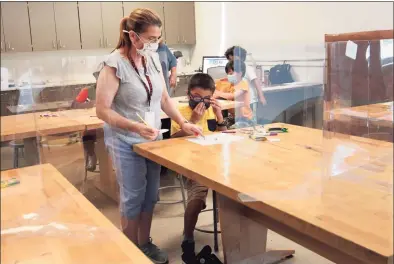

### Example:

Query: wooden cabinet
xmin=179 ymin=2 xmax=196 ymax=45
xmin=101 ymin=2 xmax=123 ymax=49
xmin=1 ymin=15 xmax=5 ymax=53
xmin=163 ymin=2 xmax=195 ymax=45
xmin=29 ymin=2 xmax=80 ymax=51
xmin=1 ymin=2 xmax=32 ymax=52
xmin=123 ymin=2 xmax=165 ymax=40
xmin=28 ymin=2 xmax=57 ymax=51
xmin=53 ymin=2 xmax=81 ymax=50
xmin=79 ymin=2 xmax=123 ymax=49
xmin=78 ymin=2 xmax=103 ymax=49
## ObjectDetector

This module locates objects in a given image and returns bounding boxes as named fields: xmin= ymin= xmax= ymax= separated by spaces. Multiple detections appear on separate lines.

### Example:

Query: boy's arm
xmin=215 ymin=90 xmax=244 ymax=100
xmin=252 ymin=78 xmax=267 ymax=104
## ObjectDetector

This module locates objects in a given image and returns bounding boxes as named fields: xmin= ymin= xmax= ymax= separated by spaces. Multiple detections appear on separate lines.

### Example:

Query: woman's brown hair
xmin=115 ymin=8 xmax=162 ymax=59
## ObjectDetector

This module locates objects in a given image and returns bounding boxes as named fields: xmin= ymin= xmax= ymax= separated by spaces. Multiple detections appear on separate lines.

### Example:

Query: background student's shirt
xmin=171 ymin=105 xmax=217 ymax=135
xmin=215 ymin=78 xmax=253 ymax=120
xmin=245 ymin=66 xmax=258 ymax=104
xmin=157 ymin=43 xmax=177 ymax=93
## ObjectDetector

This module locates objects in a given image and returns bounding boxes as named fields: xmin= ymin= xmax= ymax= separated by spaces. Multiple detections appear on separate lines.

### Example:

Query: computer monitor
xmin=202 ymin=56 xmax=228 ymax=79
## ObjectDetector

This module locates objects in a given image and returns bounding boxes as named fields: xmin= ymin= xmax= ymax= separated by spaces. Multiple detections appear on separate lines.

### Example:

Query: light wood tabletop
xmin=134 ymin=123 xmax=393 ymax=264
xmin=330 ymin=101 xmax=393 ymax=124
xmin=1 ymin=164 xmax=152 ymax=264
xmin=1 ymin=112 xmax=85 ymax=142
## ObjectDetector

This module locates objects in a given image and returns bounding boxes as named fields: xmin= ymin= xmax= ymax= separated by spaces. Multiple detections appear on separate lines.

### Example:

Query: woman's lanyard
xmin=130 ymin=57 xmax=153 ymax=107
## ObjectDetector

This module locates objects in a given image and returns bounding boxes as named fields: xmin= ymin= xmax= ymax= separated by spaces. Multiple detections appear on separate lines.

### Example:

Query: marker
xmin=222 ymin=131 xmax=236 ymax=133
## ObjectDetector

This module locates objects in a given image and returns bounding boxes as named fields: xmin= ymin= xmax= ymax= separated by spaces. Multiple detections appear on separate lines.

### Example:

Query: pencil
xmin=136 ymin=113 xmax=150 ymax=127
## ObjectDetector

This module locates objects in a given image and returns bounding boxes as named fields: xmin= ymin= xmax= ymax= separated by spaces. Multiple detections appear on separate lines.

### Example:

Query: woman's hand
xmin=135 ymin=123 xmax=159 ymax=141
xmin=181 ymin=122 xmax=203 ymax=137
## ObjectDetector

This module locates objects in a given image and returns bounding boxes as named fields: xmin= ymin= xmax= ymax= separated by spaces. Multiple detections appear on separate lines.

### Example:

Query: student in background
xmin=225 ymin=46 xmax=266 ymax=124
xmin=214 ymin=60 xmax=253 ymax=126
xmin=71 ymin=86 xmax=97 ymax=172
xmin=157 ymin=38 xmax=177 ymax=96
xmin=170 ymin=73 xmax=226 ymax=264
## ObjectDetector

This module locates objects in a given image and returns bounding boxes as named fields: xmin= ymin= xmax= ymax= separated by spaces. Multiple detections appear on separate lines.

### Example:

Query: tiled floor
xmin=1 ymin=144 xmax=333 ymax=264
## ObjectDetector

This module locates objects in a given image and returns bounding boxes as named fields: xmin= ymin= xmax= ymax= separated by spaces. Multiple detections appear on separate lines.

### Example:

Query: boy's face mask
xmin=227 ymin=74 xmax=238 ymax=84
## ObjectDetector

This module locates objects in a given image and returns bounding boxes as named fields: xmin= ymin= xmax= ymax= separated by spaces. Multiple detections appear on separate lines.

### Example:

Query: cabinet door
xmin=79 ymin=2 xmax=103 ymax=49
xmin=123 ymin=2 xmax=165 ymax=40
xmin=1 ymin=2 xmax=32 ymax=52
xmin=29 ymin=2 xmax=57 ymax=51
xmin=54 ymin=2 xmax=81 ymax=50
xmin=180 ymin=2 xmax=196 ymax=45
xmin=101 ymin=2 xmax=123 ymax=49
xmin=1 ymin=15 xmax=5 ymax=53
xmin=163 ymin=2 xmax=181 ymax=45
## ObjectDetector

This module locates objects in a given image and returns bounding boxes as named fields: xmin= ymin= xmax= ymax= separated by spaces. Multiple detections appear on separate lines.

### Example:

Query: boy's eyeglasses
xmin=189 ymin=94 xmax=211 ymax=104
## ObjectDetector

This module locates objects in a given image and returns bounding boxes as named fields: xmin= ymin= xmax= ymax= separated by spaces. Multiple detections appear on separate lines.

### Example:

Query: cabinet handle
xmin=52 ymin=40 xmax=56 ymax=49
xmin=1 ymin=42 xmax=3 ymax=52
xmin=99 ymin=38 xmax=102 ymax=48
xmin=177 ymin=36 xmax=180 ymax=43
xmin=105 ymin=38 xmax=109 ymax=48
xmin=183 ymin=36 xmax=186 ymax=44
xmin=58 ymin=40 xmax=65 ymax=49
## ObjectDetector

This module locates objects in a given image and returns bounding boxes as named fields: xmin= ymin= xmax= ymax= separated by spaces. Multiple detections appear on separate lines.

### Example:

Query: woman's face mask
xmin=123 ymin=30 xmax=159 ymax=56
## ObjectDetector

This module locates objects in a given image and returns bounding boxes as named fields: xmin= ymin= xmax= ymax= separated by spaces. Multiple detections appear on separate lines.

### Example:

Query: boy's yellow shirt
xmin=215 ymin=78 xmax=252 ymax=120
xmin=171 ymin=104 xmax=217 ymax=136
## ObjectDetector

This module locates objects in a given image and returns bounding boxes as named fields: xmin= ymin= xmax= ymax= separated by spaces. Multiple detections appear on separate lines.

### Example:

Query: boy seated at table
xmin=71 ymin=86 xmax=97 ymax=172
xmin=214 ymin=60 xmax=253 ymax=128
xmin=170 ymin=73 xmax=227 ymax=264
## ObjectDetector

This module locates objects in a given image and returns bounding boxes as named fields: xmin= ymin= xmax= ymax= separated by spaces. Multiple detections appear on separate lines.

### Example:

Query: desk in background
xmin=327 ymin=101 xmax=393 ymax=142
xmin=134 ymin=124 xmax=393 ymax=264
xmin=1 ymin=164 xmax=152 ymax=264
xmin=258 ymin=82 xmax=323 ymax=128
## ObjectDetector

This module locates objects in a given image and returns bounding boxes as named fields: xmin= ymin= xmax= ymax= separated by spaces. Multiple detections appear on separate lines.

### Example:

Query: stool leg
xmin=213 ymin=190 xmax=219 ymax=252
xmin=13 ymin=148 xmax=18 ymax=168
xmin=179 ymin=175 xmax=187 ymax=210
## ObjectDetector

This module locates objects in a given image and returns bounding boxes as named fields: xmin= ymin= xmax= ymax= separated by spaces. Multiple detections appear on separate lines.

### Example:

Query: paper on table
xmin=187 ymin=133 xmax=244 ymax=146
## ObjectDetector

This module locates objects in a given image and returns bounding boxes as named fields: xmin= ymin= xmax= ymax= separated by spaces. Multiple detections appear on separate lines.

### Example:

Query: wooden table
xmin=134 ymin=123 xmax=393 ymax=264
xmin=1 ymin=163 xmax=152 ymax=264
xmin=1 ymin=113 xmax=86 ymax=166
xmin=328 ymin=101 xmax=393 ymax=141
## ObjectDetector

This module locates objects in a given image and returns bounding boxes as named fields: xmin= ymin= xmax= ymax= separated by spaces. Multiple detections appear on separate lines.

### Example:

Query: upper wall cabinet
xmin=101 ymin=2 xmax=124 ymax=49
xmin=28 ymin=2 xmax=58 ymax=51
xmin=53 ymin=2 xmax=81 ymax=50
xmin=1 ymin=2 xmax=32 ymax=52
xmin=29 ymin=2 xmax=81 ymax=51
xmin=123 ymin=2 xmax=166 ymax=40
xmin=163 ymin=2 xmax=195 ymax=45
xmin=79 ymin=2 xmax=123 ymax=49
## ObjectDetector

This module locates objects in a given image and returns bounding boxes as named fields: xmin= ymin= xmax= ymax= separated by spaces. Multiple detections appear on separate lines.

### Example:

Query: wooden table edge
xmin=133 ymin=137 xmax=392 ymax=264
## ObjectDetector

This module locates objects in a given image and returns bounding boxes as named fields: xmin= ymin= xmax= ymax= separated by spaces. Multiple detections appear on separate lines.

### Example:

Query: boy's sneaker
xmin=181 ymin=240 xmax=197 ymax=264
xmin=139 ymin=239 xmax=168 ymax=264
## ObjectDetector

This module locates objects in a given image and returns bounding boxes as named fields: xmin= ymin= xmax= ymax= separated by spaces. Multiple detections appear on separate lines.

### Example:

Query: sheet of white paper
xmin=187 ymin=133 xmax=244 ymax=146
xmin=345 ymin=40 xmax=358 ymax=60
xmin=267 ymin=138 xmax=280 ymax=142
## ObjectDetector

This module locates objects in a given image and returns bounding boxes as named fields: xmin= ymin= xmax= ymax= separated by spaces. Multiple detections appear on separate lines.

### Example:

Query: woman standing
xmin=95 ymin=8 xmax=202 ymax=264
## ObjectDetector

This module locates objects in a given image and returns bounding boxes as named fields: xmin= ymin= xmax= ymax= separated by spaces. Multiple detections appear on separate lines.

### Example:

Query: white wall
xmin=191 ymin=2 xmax=394 ymax=82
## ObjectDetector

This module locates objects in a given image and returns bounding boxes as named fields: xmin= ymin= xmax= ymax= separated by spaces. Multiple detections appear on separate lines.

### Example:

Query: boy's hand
xmin=211 ymin=98 xmax=224 ymax=122
xmin=190 ymin=102 xmax=205 ymax=124
xmin=259 ymin=94 xmax=267 ymax=105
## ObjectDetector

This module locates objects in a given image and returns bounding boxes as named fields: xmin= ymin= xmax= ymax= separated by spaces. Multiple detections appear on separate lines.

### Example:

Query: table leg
xmin=23 ymin=138 xmax=40 ymax=166
xmin=94 ymin=129 xmax=119 ymax=202
xmin=218 ymin=194 xmax=294 ymax=264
